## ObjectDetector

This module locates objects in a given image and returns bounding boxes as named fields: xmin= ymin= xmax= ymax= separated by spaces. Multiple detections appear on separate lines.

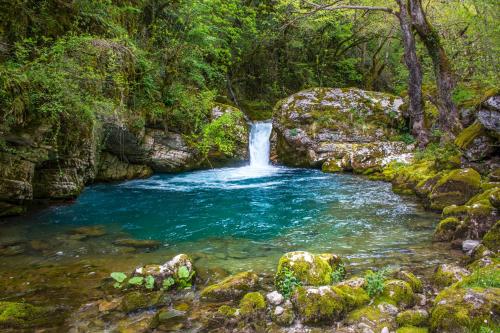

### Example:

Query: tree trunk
xmin=396 ymin=0 xmax=428 ymax=147
xmin=409 ymin=0 xmax=462 ymax=137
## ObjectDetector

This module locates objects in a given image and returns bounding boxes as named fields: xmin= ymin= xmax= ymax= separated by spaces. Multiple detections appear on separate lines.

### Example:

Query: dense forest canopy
xmin=0 ymin=0 xmax=498 ymax=144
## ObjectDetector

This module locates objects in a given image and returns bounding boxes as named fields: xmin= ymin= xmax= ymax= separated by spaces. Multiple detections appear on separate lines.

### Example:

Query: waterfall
xmin=249 ymin=122 xmax=272 ymax=168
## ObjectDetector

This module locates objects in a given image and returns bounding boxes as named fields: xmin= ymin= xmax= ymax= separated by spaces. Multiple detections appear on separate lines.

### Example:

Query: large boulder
xmin=272 ymin=87 xmax=412 ymax=170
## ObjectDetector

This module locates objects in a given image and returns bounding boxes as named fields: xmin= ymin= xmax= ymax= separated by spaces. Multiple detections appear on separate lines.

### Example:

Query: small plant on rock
xmin=331 ymin=262 xmax=346 ymax=284
xmin=275 ymin=267 xmax=302 ymax=299
xmin=162 ymin=277 xmax=175 ymax=290
xmin=145 ymin=275 xmax=155 ymax=290
xmin=110 ymin=272 xmax=127 ymax=288
xmin=364 ymin=267 xmax=389 ymax=297
xmin=176 ymin=266 xmax=195 ymax=289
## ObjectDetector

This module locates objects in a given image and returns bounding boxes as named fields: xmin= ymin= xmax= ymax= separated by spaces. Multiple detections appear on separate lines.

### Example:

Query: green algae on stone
xmin=200 ymin=271 xmax=259 ymax=302
xmin=292 ymin=286 xmax=345 ymax=324
xmin=430 ymin=286 xmax=500 ymax=332
xmin=217 ymin=305 xmax=237 ymax=317
xmin=396 ymin=326 xmax=429 ymax=333
xmin=113 ymin=238 xmax=161 ymax=249
xmin=322 ymin=158 xmax=343 ymax=173
xmin=432 ymin=264 xmax=470 ymax=288
xmin=0 ymin=302 xmax=54 ymax=328
xmin=346 ymin=304 xmax=396 ymax=332
xmin=396 ymin=309 xmax=429 ymax=327
xmin=275 ymin=251 xmax=336 ymax=286
xmin=378 ymin=279 xmax=415 ymax=308
xmin=429 ymin=168 xmax=482 ymax=210
xmin=442 ymin=204 xmax=469 ymax=217
xmin=332 ymin=284 xmax=370 ymax=310
xmin=482 ymin=221 xmax=500 ymax=252
xmin=433 ymin=217 xmax=462 ymax=242
xmin=454 ymin=122 xmax=484 ymax=149
xmin=239 ymin=292 xmax=266 ymax=317
xmin=395 ymin=271 xmax=423 ymax=293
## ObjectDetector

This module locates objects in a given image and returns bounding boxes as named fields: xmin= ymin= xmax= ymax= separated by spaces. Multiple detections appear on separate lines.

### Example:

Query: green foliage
xmin=145 ymin=275 xmax=155 ymax=290
xmin=364 ymin=268 xmax=389 ymax=298
xmin=276 ymin=267 xmax=302 ymax=299
xmin=196 ymin=110 xmax=245 ymax=158
xmin=128 ymin=276 xmax=144 ymax=286
xmin=176 ymin=266 xmax=195 ymax=289
xmin=110 ymin=272 xmax=127 ymax=288
xmin=331 ymin=262 xmax=346 ymax=284
xmin=162 ymin=277 xmax=175 ymax=291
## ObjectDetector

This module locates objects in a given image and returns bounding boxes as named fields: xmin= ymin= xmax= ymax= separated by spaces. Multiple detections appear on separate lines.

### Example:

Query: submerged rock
xmin=0 ymin=301 xmax=56 ymax=328
xmin=70 ymin=225 xmax=107 ymax=238
xmin=200 ymin=271 xmax=259 ymax=302
xmin=113 ymin=238 xmax=161 ymax=249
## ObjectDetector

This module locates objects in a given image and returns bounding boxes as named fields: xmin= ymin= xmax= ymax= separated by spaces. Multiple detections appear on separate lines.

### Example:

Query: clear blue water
xmin=3 ymin=166 xmax=457 ymax=272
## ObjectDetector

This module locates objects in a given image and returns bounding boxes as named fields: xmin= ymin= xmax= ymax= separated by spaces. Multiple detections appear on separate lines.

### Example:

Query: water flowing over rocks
xmin=272 ymin=87 xmax=413 ymax=171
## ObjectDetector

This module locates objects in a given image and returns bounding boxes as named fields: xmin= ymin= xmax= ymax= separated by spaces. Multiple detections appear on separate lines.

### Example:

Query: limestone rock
xmin=96 ymin=152 xmax=152 ymax=181
xmin=272 ymin=87 xmax=410 ymax=169
xmin=432 ymin=264 xmax=470 ymax=288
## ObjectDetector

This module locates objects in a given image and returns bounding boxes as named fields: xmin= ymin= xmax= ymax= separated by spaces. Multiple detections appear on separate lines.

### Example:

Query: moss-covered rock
xmin=378 ymin=279 xmax=415 ymax=308
xmin=322 ymin=158 xmax=343 ymax=173
xmin=332 ymin=283 xmax=370 ymax=310
xmin=433 ymin=217 xmax=462 ymax=242
xmin=429 ymin=168 xmax=482 ymax=210
xmin=432 ymin=264 xmax=470 ymax=288
xmin=217 ymin=305 xmax=237 ymax=318
xmin=239 ymin=292 xmax=266 ymax=317
xmin=292 ymin=286 xmax=345 ymax=324
xmin=0 ymin=302 xmax=54 ymax=328
xmin=482 ymin=220 xmax=500 ymax=252
xmin=270 ymin=300 xmax=295 ymax=326
xmin=430 ymin=287 xmax=499 ymax=332
xmin=275 ymin=251 xmax=340 ymax=286
xmin=395 ymin=271 xmax=423 ymax=293
xmin=396 ymin=309 xmax=429 ymax=327
xmin=442 ymin=204 xmax=469 ymax=218
xmin=346 ymin=304 xmax=397 ymax=332
xmin=396 ymin=327 xmax=429 ymax=333
xmin=201 ymin=271 xmax=259 ymax=302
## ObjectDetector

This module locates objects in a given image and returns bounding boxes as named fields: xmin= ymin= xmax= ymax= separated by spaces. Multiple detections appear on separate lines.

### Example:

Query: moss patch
xmin=292 ymin=286 xmax=345 ymax=324
xmin=239 ymin=292 xmax=266 ymax=317
xmin=0 ymin=302 xmax=52 ymax=328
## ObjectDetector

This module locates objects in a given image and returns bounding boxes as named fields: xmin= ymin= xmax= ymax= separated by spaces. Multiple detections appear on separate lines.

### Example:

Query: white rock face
xmin=272 ymin=87 xmax=414 ymax=169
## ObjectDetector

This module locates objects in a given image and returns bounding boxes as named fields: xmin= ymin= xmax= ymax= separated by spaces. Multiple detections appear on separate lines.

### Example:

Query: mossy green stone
xmin=379 ymin=279 xmax=415 ymax=308
xmin=396 ymin=327 xmax=429 ymax=333
xmin=292 ymin=286 xmax=345 ymax=324
xmin=239 ymin=292 xmax=266 ymax=316
xmin=276 ymin=251 xmax=334 ymax=286
xmin=482 ymin=221 xmax=500 ymax=252
xmin=217 ymin=305 xmax=237 ymax=317
xmin=396 ymin=309 xmax=428 ymax=327
xmin=434 ymin=217 xmax=461 ymax=241
xmin=200 ymin=271 xmax=259 ymax=301
xmin=430 ymin=168 xmax=482 ymax=210
xmin=332 ymin=284 xmax=370 ymax=310
xmin=0 ymin=302 xmax=51 ymax=328
xmin=395 ymin=271 xmax=423 ymax=293
xmin=455 ymin=122 xmax=484 ymax=149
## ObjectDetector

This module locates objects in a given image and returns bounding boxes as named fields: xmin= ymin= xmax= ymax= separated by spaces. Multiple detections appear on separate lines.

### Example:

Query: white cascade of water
xmin=249 ymin=122 xmax=272 ymax=168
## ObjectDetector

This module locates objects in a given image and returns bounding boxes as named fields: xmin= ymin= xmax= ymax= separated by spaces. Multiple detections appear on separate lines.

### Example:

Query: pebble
xmin=266 ymin=291 xmax=284 ymax=305
xmin=462 ymin=239 xmax=480 ymax=254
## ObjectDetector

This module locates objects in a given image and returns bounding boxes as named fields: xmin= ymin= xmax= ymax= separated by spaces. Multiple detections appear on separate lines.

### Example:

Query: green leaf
xmin=128 ymin=276 xmax=144 ymax=286
xmin=162 ymin=277 xmax=175 ymax=290
xmin=113 ymin=282 xmax=122 ymax=289
xmin=145 ymin=275 xmax=155 ymax=290
xmin=177 ymin=266 xmax=190 ymax=279
xmin=110 ymin=272 xmax=127 ymax=283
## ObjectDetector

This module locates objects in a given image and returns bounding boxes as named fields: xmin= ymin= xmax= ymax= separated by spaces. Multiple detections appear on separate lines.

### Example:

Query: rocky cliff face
xmin=0 ymin=104 xmax=248 ymax=217
xmin=272 ymin=87 xmax=413 ymax=172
